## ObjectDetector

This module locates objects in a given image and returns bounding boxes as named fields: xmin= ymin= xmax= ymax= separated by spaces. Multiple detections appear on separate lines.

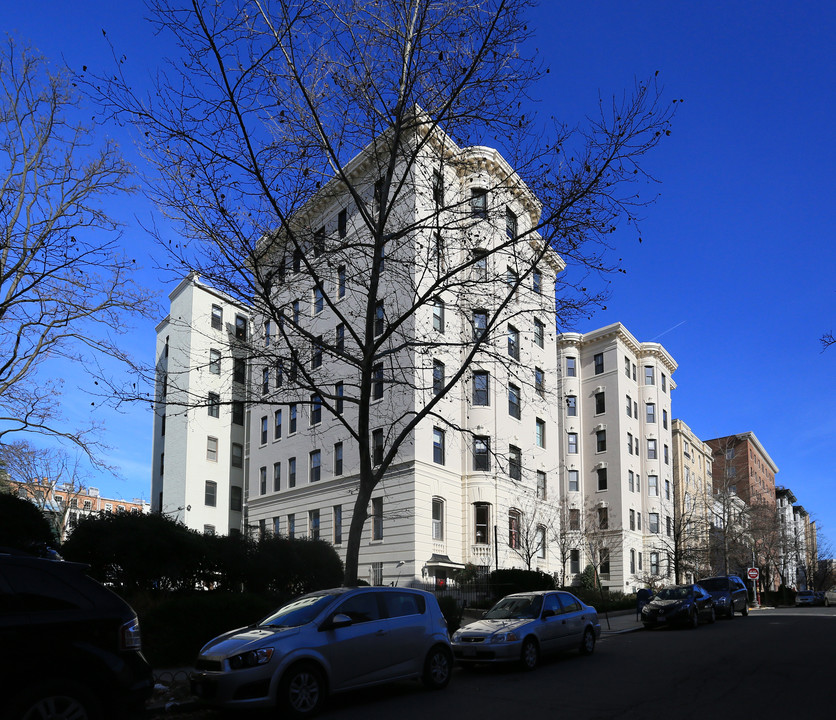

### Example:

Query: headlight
xmin=451 ymin=631 xmax=462 ymax=642
xmin=228 ymin=647 xmax=274 ymax=670
xmin=490 ymin=631 xmax=519 ymax=643
xmin=716 ymin=596 xmax=730 ymax=605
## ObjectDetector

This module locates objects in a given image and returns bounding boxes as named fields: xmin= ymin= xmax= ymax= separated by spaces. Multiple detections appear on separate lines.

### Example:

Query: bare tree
xmin=90 ymin=0 xmax=674 ymax=584
xmin=0 ymin=38 xmax=154 ymax=457
xmin=821 ymin=331 xmax=835 ymax=350
xmin=550 ymin=499 xmax=584 ymax=587
xmin=0 ymin=440 xmax=89 ymax=540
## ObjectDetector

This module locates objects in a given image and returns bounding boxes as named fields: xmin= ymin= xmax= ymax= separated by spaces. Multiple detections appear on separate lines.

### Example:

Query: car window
xmin=698 ymin=578 xmax=728 ymax=592
xmin=335 ymin=592 xmax=382 ymax=623
xmin=1 ymin=566 xmax=93 ymax=612
xmin=543 ymin=593 xmax=561 ymax=615
xmin=383 ymin=591 xmax=425 ymax=618
xmin=485 ymin=595 xmax=542 ymax=619
xmin=261 ymin=592 xmax=338 ymax=628
xmin=556 ymin=592 xmax=582 ymax=613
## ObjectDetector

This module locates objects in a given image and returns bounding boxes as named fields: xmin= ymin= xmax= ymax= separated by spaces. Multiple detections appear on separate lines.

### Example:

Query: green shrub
xmin=489 ymin=569 xmax=555 ymax=598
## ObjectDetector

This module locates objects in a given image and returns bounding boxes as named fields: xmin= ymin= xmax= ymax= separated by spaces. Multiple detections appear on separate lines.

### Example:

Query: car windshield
xmin=259 ymin=593 xmax=338 ymax=628
xmin=485 ymin=595 xmax=542 ymax=620
xmin=655 ymin=587 xmax=692 ymax=600
xmin=698 ymin=578 xmax=729 ymax=591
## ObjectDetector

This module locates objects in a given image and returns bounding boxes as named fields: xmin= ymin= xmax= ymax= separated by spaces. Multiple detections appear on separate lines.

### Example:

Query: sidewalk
xmin=597 ymin=608 xmax=644 ymax=635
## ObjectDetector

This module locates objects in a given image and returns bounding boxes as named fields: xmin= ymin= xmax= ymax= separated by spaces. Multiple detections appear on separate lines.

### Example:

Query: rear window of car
xmin=0 ymin=565 xmax=95 ymax=612
xmin=383 ymin=591 xmax=425 ymax=618
xmin=698 ymin=578 xmax=729 ymax=592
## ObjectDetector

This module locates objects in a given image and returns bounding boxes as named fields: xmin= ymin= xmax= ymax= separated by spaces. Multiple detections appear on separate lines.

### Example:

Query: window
xmin=289 ymin=404 xmax=297 ymax=433
xmin=649 ymin=513 xmax=660 ymax=534
xmin=432 ymin=498 xmax=444 ymax=541
xmin=288 ymin=457 xmax=297 ymax=488
xmin=667 ymin=515 xmax=672 ymax=537
xmin=310 ymin=450 xmax=321 ymax=483
xmin=433 ymin=427 xmax=445 ymax=465
xmin=508 ymin=509 xmax=522 ymax=549
xmin=473 ymin=310 xmax=488 ymax=340
xmin=536 ymin=471 xmax=547 ymax=500
xmin=292 ymin=248 xmax=302 ymax=273
xmin=273 ymin=462 xmax=281 ymax=492
xmin=473 ymin=249 xmax=488 ymax=279
xmin=433 ymin=360 xmax=445 ymax=396
xmin=566 ymin=395 xmax=577 ymax=416
xmin=333 ymin=505 xmax=343 ymax=544
xmin=262 ymin=367 xmax=269 ymax=395
xmin=594 ymin=353 xmax=604 ymax=375
xmin=505 ymin=207 xmax=518 ymax=238
xmin=373 ymin=362 xmax=384 ymax=400
xmin=533 ymin=269 xmax=542 ymax=294
xmin=474 ymin=436 xmax=491 ymax=471
xmin=647 ymin=439 xmax=657 ymax=459
xmin=534 ymin=318 xmax=545 ymax=348
xmin=569 ymin=469 xmax=579 ymax=492
xmin=662 ymin=373 xmax=667 ymax=392
xmin=233 ymin=357 xmax=246 ymax=384
xmin=275 ymin=359 xmax=283 ymax=388
xmin=211 ymin=304 xmax=223 ymax=330
xmin=535 ymin=418 xmax=546 ymax=448
xmin=208 ymin=392 xmax=220 ymax=418
xmin=372 ymin=429 xmax=384 ymax=465
xmin=338 ymin=265 xmax=346 ymax=298
xmin=665 ymin=479 xmax=671 ymax=500
xmin=432 ymin=169 xmax=444 ymax=205
xmin=338 ymin=209 xmax=347 ymax=238
xmin=334 ymin=442 xmax=343 ymax=475
xmin=288 ymin=513 xmax=296 ymax=538
xmin=646 ymin=403 xmax=656 ymax=423
xmin=506 ymin=265 xmax=519 ymax=288
xmin=628 ymin=470 xmax=635 ymax=492
xmin=508 ymin=445 xmax=522 ymax=481
xmin=650 ymin=552 xmax=659 ymax=575
xmin=274 ymin=409 xmax=282 ymax=439
xmin=231 ymin=443 xmax=243 ymax=468
xmin=626 ymin=395 xmax=632 ymax=417
xmin=372 ymin=497 xmax=383 ymax=540
xmin=508 ymin=383 xmax=521 ymax=419
xmin=663 ymin=409 xmax=668 ymax=429
xmin=473 ymin=371 xmax=490 ymax=405
xmin=474 ymin=503 xmax=490 ymax=544
xmin=161 ymin=414 xmax=166 ymax=436
xmin=630 ymin=548 xmax=636 ymax=574
xmin=534 ymin=367 xmax=545 ymax=397
xmin=648 ymin=475 xmax=658 ymax=496
xmin=235 ymin=315 xmax=247 ymax=340
xmin=205 ymin=524 xmax=216 ymax=536
xmin=645 ymin=366 xmax=655 ymax=385
xmin=292 ymin=299 xmax=300 ymax=324
xmin=627 ymin=432 xmax=633 ymax=455
xmin=630 ymin=509 xmax=635 ymax=530
xmin=205 ymin=481 xmax=217 ymax=507
xmin=566 ymin=357 xmax=576 ymax=376
xmin=508 ymin=325 xmax=520 ymax=360
xmin=636 ymin=475 xmax=641 ymax=493
xmin=471 ymin=188 xmax=487 ymax=218
xmin=597 ymin=506 xmax=608 ymax=529
xmin=311 ymin=335 xmax=323 ymax=369
xmin=570 ymin=549 xmax=580 ymax=573
xmin=600 ymin=549 xmax=610 ymax=575
xmin=231 ymin=486 xmax=242 ymax=512
xmin=311 ymin=395 xmax=322 ymax=425
xmin=664 ymin=444 xmax=670 ymax=464
xmin=595 ymin=391 xmax=606 ymax=414
xmin=568 ymin=433 xmax=578 ymax=454
xmin=596 ymin=430 xmax=607 ymax=452
xmin=264 ymin=320 xmax=271 ymax=347
xmin=259 ymin=466 xmax=267 ymax=494
xmin=335 ymin=382 xmax=344 ymax=415
xmin=260 ymin=416 xmax=268 ymax=445
xmin=313 ymin=226 xmax=325 ymax=257
xmin=432 ymin=297 xmax=445 ymax=333
xmin=231 ymin=400 xmax=244 ymax=426
xmin=374 ymin=301 xmax=384 ymax=336
xmin=209 ymin=349 xmax=221 ymax=374
xmin=536 ymin=527 xmax=547 ymax=559
xmin=625 ymin=356 xmax=631 ymax=377
xmin=597 ymin=467 xmax=608 ymax=491
xmin=309 ymin=509 xmax=321 ymax=540
xmin=207 ymin=436 xmax=218 ymax=462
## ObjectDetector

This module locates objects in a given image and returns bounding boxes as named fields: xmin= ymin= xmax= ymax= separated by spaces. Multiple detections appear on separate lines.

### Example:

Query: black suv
xmin=0 ymin=551 xmax=153 ymax=720
xmin=697 ymin=575 xmax=749 ymax=618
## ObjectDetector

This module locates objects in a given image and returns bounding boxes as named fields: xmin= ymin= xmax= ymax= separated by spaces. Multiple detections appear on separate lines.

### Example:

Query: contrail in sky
xmin=651 ymin=320 xmax=687 ymax=342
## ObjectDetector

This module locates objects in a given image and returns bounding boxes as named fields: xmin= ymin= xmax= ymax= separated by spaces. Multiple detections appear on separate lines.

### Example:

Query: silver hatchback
xmin=451 ymin=590 xmax=600 ymax=670
xmin=190 ymin=587 xmax=452 ymax=716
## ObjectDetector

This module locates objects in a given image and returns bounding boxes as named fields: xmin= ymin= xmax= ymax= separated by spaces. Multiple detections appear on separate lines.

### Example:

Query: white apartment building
xmin=244 ymin=127 xmax=565 ymax=587
xmin=556 ymin=324 xmax=677 ymax=592
xmin=776 ymin=487 xmax=812 ymax=589
xmin=151 ymin=274 xmax=251 ymax=535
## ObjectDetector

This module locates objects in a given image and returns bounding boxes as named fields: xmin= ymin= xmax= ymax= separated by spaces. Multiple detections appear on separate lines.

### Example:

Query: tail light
xmin=120 ymin=617 xmax=142 ymax=651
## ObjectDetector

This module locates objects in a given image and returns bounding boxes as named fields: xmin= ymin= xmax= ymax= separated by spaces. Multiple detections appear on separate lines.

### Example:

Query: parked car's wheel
xmin=422 ymin=645 xmax=452 ymax=690
xmin=520 ymin=638 xmax=539 ymax=670
xmin=727 ymin=604 xmax=734 ymax=619
xmin=707 ymin=607 xmax=716 ymax=624
xmin=825 ymin=597 xmax=830 ymax=607
xmin=688 ymin=609 xmax=699 ymax=629
xmin=13 ymin=681 xmax=100 ymax=720
xmin=742 ymin=603 xmax=749 ymax=616
xmin=280 ymin=663 xmax=325 ymax=717
xmin=579 ymin=628 xmax=596 ymax=655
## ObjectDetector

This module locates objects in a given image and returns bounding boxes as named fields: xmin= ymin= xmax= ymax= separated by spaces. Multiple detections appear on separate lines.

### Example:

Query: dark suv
xmin=0 ymin=551 xmax=153 ymax=720
xmin=697 ymin=575 xmax=749 ymax=618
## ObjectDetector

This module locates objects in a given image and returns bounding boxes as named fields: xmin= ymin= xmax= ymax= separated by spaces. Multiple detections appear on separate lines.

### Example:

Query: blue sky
xmin=7 ymin=1 xmax=836 ymax=547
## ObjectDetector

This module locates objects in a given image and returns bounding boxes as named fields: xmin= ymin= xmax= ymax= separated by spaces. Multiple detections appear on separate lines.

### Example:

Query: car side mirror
xmin=322 ymin=613 xmax=352 ymax=631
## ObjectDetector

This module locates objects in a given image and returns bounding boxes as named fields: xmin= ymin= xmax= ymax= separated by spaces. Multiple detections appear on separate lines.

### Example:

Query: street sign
xmin=747 ymin=567 xmax=759 ymax=580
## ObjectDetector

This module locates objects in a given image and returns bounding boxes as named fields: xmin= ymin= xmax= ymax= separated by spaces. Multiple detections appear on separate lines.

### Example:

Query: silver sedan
xmin=451 ymin=590 xmax=600 ymax=670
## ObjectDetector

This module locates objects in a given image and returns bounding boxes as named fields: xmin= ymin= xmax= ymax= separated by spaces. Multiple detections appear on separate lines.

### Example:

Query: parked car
xmin=0 ymin=550 xmax=153 ymax=720
xmin=697 ymin=575 xmax=749 ymax=618
xmin=190 ymin=586 xmax=452 ymax=716
xmin=825 ymin=587 xmax=836 ymax=607
xmin=641 ymin=584 xmax=715 ymax=629
xmin=450 ymin=590 xmax=600 ymax=670
xmin=814 ymin=591 xmax=826 ymax=606
xmin=795 ymin=590 xmax=816 ymax=606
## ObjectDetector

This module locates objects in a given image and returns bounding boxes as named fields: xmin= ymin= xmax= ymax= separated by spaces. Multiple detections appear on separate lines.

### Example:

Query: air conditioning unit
xmin=594 ymin=423 xmax=606 ymax=432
